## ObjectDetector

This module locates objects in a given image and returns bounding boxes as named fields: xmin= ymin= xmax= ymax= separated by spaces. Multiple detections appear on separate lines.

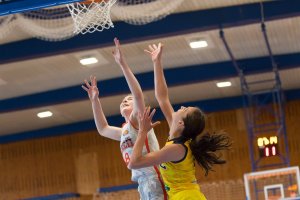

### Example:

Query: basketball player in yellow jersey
xmin=128 ymin=43 xmax=231 ymax=200
xmin=159 ymin=137 xmax=205 ymax=199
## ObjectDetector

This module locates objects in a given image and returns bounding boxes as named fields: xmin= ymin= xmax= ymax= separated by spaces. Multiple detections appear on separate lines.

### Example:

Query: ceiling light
xmin=80 ymin=57 xmax=98 ymax=65
xmin=189 ymin=40 xmax=208 ymax=49
xmin=75 ymin=50 xmax=108 ymax=66
xmin=37 ymin=111 xmax=53 ymax=118
xmin=216 ymin=81 xmax=232 ymax=88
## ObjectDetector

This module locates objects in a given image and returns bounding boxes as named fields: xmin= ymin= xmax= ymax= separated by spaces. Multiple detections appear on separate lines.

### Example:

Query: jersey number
xmin=124 ymin=152 xmax=130 ymax=165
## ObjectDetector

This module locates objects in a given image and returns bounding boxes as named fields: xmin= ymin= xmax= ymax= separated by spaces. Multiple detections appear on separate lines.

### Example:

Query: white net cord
xmin=0 ymin=6 xmax=77 ymax=42
xmin=0 ymin=0 xmax=184 ymax=42
xmin=17 ymin=11 xmax=76 ymax=41
xmin=67 ymin=0 xmax=117 ymax=34
xmin=111 ymin=0 xmax=185 ymax=25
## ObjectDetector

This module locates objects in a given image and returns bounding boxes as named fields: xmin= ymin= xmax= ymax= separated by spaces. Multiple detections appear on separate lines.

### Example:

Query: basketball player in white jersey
xmin=82 ymin=38 xmax=167 ymax=200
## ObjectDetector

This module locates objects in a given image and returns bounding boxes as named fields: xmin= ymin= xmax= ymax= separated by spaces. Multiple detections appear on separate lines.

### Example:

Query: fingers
xmin=158 ymin=42 xmax=163 ymax=49
xmin=152 ymin=121 xmax=161 ymax=128
xmin=114 ymin=37 xmax=120 ymax=47
xmin=148 ymin=45 xmax=155 ymax=52
xmin=143 ymin=106 xmax=150 ymax=119
xmin=143 ymin=107 xmax=156 ymax=121
xmin=138 ymin=112 xmax=143 ymax=121
xmin=146 ymin=43 xmax=163 ymax=52
xmin=90 ymin=75 xmax=94 ymax=86
xmin=141 ymin=107 xmax=150 ymax=123
xmin=114 ymin=38 xmax=117 ymax=46
xmin=91 ymin=76 xmax=97 ymax=86
xmin=144 ymin=49 xmax=152 ymax=54
xmin=83 ymin=75 xmax=96 ymax=89
xmin=139 ymin=107 xmax=160 ymax=130
xmin=81 ymin=85 xmax=89 ymax=92
xmin=145 ymin=42 xmax=162 ymax=54
xmin=84 ymin=79 xmax=91 ymax=88
xmin=146 ymin=106 xmax=151 ymax=117
xmin=149 ymin=108 xmax=156 ymax=120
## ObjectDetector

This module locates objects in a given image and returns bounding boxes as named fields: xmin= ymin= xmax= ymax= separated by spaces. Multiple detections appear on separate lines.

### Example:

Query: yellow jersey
xmin=159 ymin=136 xmax=206 ymax=199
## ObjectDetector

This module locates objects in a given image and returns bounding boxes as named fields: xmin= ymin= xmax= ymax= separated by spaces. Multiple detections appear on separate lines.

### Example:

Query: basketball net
xmin=67 ymin=0 xmax=116 ymax=34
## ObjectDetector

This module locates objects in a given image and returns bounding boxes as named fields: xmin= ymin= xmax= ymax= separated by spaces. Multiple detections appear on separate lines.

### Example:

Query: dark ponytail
xmin=190 ymin=131 xmax=231 ymax=176
xmin=181 ymin=107 xmax=231 ymax=176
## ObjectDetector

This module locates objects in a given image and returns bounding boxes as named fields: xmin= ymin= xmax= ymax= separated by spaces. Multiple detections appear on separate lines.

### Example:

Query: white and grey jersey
xmin=120 ymin=122 xmax=160 ymax=182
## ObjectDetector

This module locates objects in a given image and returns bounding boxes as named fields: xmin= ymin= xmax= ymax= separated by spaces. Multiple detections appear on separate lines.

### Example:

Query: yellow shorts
xmin=170 ymin=189 xmax=206 ymax=200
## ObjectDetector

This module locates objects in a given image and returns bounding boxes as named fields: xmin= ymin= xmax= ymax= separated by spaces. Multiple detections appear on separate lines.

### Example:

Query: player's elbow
xmin=127 ymin=160 xmax=138 ymax=170
xmin=97 ymin=125 xmax=109 ymax=137
xmin=97 ymin=130 xmax=106 ymax=137
xmin=127 ymin=162 xmax=133 ymax=170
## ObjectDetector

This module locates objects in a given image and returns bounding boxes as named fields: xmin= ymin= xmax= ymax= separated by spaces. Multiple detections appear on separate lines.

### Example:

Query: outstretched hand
xmin=112 ymin=37 xmax=126 ymax=66
xmin=144 ymin=43 xmax=163 ymax=63
xmin=139 ymin=107 xmax=160 ymax=135
xmin=82 ymin=75 xmax=99 ymax=101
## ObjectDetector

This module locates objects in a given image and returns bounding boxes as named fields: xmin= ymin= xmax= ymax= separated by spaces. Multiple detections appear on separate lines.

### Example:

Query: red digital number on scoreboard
xmin=257 ymin=136 xmax=279 ymax=157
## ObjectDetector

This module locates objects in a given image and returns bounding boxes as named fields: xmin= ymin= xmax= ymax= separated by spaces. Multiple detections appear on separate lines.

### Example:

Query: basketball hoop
xmin=67 ymin=0 xmax=116 ymax=34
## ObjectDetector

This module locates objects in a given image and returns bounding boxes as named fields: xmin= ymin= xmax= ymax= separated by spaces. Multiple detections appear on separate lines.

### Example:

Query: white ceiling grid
xmin=1 ymin=0 xmax=300 ymax=137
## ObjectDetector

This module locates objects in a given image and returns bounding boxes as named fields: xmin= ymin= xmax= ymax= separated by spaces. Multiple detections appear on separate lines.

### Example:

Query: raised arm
xmin=128 ymin=107 xmax=185 ymax=169
xmin=82 ymin=76 xmax=122 ymax=141
xmin=145 ymin=43 xmax=174 ymax=128
xmin=112 ymin=38 xmax=145 ymax=126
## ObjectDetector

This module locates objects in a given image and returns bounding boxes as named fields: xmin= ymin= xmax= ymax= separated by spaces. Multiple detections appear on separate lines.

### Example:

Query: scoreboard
xmin=257 ymin=136 xmax=279 ymax=157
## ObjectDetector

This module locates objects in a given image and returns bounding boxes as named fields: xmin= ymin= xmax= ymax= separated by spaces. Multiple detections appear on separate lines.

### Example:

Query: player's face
xmin=120 ymin=95 xmax=134 ymax=117
xmin=173 ymin=106 xmax=190 ymax=118
xmin=172 ymin=106 xmax=197 ymax=128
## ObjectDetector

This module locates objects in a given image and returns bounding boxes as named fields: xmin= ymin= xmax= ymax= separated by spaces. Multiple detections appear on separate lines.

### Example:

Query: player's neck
xmin=169 ymin=128 xmax=182 ymax=140
xmin=124 ymin=112 xmax=133 ymax=123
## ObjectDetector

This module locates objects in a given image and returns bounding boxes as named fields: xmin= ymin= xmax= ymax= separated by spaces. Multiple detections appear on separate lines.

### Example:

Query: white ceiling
xmin=1 ymin=0 xmax=300 ymax=137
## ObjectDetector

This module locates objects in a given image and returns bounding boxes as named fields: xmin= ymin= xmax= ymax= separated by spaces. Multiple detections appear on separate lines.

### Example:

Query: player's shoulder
xmin=121 ymin=122 xmax=127 ymax=128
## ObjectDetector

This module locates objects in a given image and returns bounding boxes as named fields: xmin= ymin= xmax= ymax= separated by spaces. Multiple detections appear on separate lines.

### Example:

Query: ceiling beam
xmin=1 ymin=52 xmax=300 ymax=113
xmin=1 ymin=0 xmax=300 ymax=64
xmin=1 ymin=87 xmax=300 ymax=144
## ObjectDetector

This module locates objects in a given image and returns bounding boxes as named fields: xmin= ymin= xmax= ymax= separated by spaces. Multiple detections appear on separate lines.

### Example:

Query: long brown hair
xmin=182 ymin=107 xmax=231 ymax=176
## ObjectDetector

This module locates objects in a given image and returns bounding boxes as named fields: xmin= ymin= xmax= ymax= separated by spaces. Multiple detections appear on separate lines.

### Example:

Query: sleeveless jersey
xmin=120 ymin=122 xmax=160 ymax=182
xmin=159 ymin=136 xmax=200 ymax=198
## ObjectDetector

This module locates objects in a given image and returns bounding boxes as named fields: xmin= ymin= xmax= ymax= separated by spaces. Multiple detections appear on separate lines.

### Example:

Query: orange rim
xmin=79 ymin=0 xmax=107 ymax=5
